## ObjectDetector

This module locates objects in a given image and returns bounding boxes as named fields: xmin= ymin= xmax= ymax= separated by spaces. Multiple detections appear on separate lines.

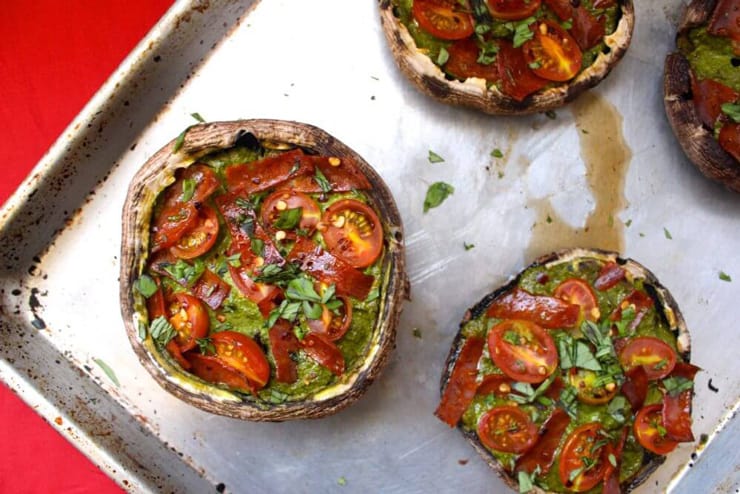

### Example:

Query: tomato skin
xmin=516 ymin=407 xmax=571 ymax=475
xmin=488 ymin=319 xmax=558 ymax=384
xmin=497 ymin=41 xmax=550 ymax=102
xmin=554 ymin=278 xmax=599 ymax=322
xmin=307 ymin=296 xmax=352 ymax=341
xmin=187 ymin=353 xmax=255 ymax=393
xmin=261 ymin=189 xmax=321 ymax=234
xmin=300 ymin=332 xmax=346 ymax=376
xmin=162 ymin=164 xmax=220 ymax=208
xmin=523 ymin=20 xmax=583 ymax=82
xmin=558 ymin=423 xmax=611 ymax=492
xmin=412 ymin=0 xmax=475 ymax=40
xmin=444 ymin=38 xmax=500 ymax=81
xmin=435 ymin=337 xmax=485 ymax=427
xmin=476 ymin=373 xmax=515 ymax=397
xmin=478 ymin=405 xmax=538 ymax=454
xmin=167 ymin=293 xmax=209 ymax=353
xmin=593 ymin=261 xmax=626 ymax=291
xmin=619 ymin=336 xmax=677 ymax=380
xmin=568 ymin=367 xmax=618 ymax=405
xmin=719 ymin=122 xmax=740 ymax=161
xmin=634 ymin=404 xmax=679 ymax=455
xmin=609 ymin=290 xmax=654 ymax=332
xmin=166 ymin=339 xmax=192 ymax=370
xmin=321 ymin=199 xmax=383 ymax=269
xmin=487 ymin=287 xmax=580 ymax=329
xmin=170 ymin=205 xmax=220 ymax=259
xmin=151 ymin=202 xmax=198 ymax=252
xmin=486 ymin=0 xmax=541 ymax=20
xmin=211 ymin=331 xmax=271 ymax=389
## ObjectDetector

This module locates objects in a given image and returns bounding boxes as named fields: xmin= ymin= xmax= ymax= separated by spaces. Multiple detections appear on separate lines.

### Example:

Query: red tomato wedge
xmin=161 ymin=164 xmax=220 ymax=208
xmin=515 ymin=407 xmax=571 ymax=475
xmin=288 ymin=155 xmax=372 ymax=192
xmin=593 ymin=261 xmax=626 ymax=291
xmin=300 ymin=332 xmax=345 ymax=376
xmin=167 ymin=293 xmax=209 ymax=352
xmin=444 ymin=38 xmax=500 ymax=81
xmin=487 ymin=0 xmax=541 ymax=20
xmin=554 ymin=278 xmax=599 ymax=322
xmin=634 ymin=404 xmax=679 ymax=454
xmin=191 ymin=269 xmax=231 ymax=310
xmin=307 ymin=296 xmax=352 ymax=341
xmin=261 ymin=189 xmax=321 ymax=233
xmin=719 ymin=122 xmax=740 ymax=161
xmin=150 ymin=202 xmax=198 ymax=252
xmin=211 ymin=331 xmax=270 ymax=389
xmin=478 ymin=405 xmax=538 ymax=454
xmin=412 ymin=0 xmax=475 ymax=40
xmin=487 ymin=287 xmax=581 ymax=329
xmin=321 ymin=199 xmax=384 ymax=268
xmin=619 ymin=336 xmax=677 ymax=380
xmin=187 ymin=353 xmax=255 ymax=393
xmin=435 ymin=337 xmax=485 ymax=427
xmin=224 ymin=149 xmax=314 ymax=195
xmin=268 ymin=320 xmax=301 ymax=384
xmin=523 ymin=20 xmax=583 ymax=82
xmin=558 ymin=423 xmax=611 ymax=492
xmin=621 ymin=365 xmax=648 ymax=411
xmin=170 ymin=205 xmax=220 ymax=259
xmin=690 ymin=73 xmax=739 ymax=129
xmin=662 ymin=362 xmax=700 ymax=442
xmin=497 ymin=41 xmax=550 ymax=102
xmin=287 ymin=237 xmax=374 ymax=300
xmin=709 ymin=0 xmax=740 ymax=43
xmin=488 ymin=319 xmax=558 ymax=383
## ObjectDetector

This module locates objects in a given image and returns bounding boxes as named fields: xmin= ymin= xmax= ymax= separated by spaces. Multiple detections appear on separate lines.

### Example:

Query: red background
xmin=1 ymin=1 xmax=172 ymax=491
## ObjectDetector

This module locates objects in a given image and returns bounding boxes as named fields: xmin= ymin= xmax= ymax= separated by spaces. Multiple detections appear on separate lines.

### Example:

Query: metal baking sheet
xmin=1 ymin=0 xmax=738 ymax=492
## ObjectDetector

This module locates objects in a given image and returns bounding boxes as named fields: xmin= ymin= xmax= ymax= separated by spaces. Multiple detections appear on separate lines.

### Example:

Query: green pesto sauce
xmin=681 ymin=27 xmax=740 ymax=91
xmin=149 ymin=146 xmax=382 ymax=402
xmin=459 ymin=257 xmax=680 ymax=493
xmin=392 ymin=0 xmax=618 ymax=87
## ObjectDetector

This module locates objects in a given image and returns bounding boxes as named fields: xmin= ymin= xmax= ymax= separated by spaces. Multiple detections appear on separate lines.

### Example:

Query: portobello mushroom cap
xmin=120 ymin=119 xmax=408 ymax=421
xmin=379 ymin=1 xmax=635 ymax=115
xmin=663 ymin=0 xmax=740 ymax=193
xmin=439 ymin=248 xmax=691 ymax=493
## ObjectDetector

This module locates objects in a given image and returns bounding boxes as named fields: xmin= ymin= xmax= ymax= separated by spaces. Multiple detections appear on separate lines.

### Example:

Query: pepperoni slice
xmin=593 ymin=261 xmax=626 ymax=291
xmin=435 ymin=337 xmax=485 ymax=427
xmin=224 ymin=149 xmax=314 ymax=194
xmin=515 ymin=407 xmax=571 ymax=475
xmin=269 ymin=320 xmax=301 ymax=383
xmin=287 ymin=155 xmax=372 ymax=192
xmin=300 ymin=332 xmax=345 ymax=376
xmin=487 ymin=288 xmax=581 ymax=329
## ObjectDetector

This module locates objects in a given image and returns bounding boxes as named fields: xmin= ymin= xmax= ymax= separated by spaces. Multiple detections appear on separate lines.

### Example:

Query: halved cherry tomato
xmin=161 ymin=164 xmax=220 ymax=208
xmin=619 ymin=336 xmax=677 ymax=380
xmin=487 ymin=287 xmax=581 ymax=329
xmin=261 ymin=189 xmax=321 ymax=234
xmin=477 ymin=373 xmax=516 ymax=397
xmin=412 ymin=0 xmax=475 ymax=40
xmin=516 ymin=407 xmax=571 ymax=475
xmin=719 ymin=122 xmax=740 ymax=161
xmin=593 ymin=261 xmax=626 ymax=291
xmin=568 ymin=367 xmax=618 ymax=405
xmin=444 ymin=38 xmax=500 ymax=81
xmin=523 ymin=20 xmax=583 ymax=82
xmin=211 ymin=331 xmax=270 ymax=389
xmin=170 ymin=205 xmax=219 ymax=259
xmin=321 ymin=199 xmax=383 ymax=268
xmin=436 ymin=337 xmax=485 ymax=427
xmin=167 ymin=293 xmax=209 ymax=352
xmin=691 ymin=72 xmax=740 ymax=129
xmin=478 ymin=405 xmax=538 ymax=454
xmin=488 ymin=319 xmax=558 ymax=383
xmin=268 ymin=320 xmax=300 ymax=384
xmin=300 ymin=332 xmax=345 ymax=376
xmin=497 ymin=41 xmax=550 ymax=102
xmin=554 ymin=278 xmax=600 ymax=323
xmin=487 ymin=0 xmax=541 ymax=20
xmin=151 ymin=202 xmax=198 ymax=252
xmin=621 ymin=365 xmax=648 ymax=411
xmin=187 ymin=353 xmax=254 ymax=393
xmin=634 ymin=404 xmax=679 ymax=454
xmin=558 ymin=423 xmax=611 ymax=492
xmin=308 ymin=295 xmax=352 ymax=341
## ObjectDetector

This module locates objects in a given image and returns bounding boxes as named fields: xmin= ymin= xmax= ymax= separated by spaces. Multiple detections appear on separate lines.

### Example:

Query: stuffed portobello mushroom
xmin=379 ymin=0 xmax=635 ymax=115
xmin=120 ymin=120 xmax=407 ymax=421
xmin=435 ymin=249 xmax=696 ymax=493
xmin=664 ymin=0 xmax=740 ymax=192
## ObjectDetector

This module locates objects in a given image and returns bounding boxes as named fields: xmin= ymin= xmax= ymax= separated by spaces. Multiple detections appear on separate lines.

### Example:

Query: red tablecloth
xmin=1 ymin=1 xmax=172 ymax=491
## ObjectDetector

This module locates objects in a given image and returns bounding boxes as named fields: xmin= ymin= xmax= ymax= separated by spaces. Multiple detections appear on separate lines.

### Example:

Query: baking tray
xmin=1 ymin=0 xmax=738 ymax=492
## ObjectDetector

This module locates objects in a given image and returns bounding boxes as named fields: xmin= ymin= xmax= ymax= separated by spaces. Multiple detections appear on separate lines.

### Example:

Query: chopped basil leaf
xmin=491 ymin=148 xmax=504 ymax=158
xmin=464 ymin=242 xmax=475 ymax=251
xmin=558 ymin=384 xmax=579 ymax=418
xmin=196 ymin=337 xmax=215 ymax=355
xmin=314 ymin=167 xmax=332 ymax=193
xmin=213 ymin=321 xmax=233 ymax=332
xmin=558 ymin=335 xmax=602 ymax=371
xmin=664 ymin=227 xmax=672 ymax=240
xmin=180 ymin=178 xmax=196 ymax=202
xmin=512 ymin=17 xmax=536 ymax=48
xmin=365 ymin=286 xmax=380 ymax=302
xmin=173 ymin=125 xmax=192 ymax=153
xmin=321 ymin=284 xmax=336 ymax=304
xmin=517 ymin=470 xmax=536 ymax=493
xmin=237 ymin=214 xmax=255 ymax=236
xmin=412 ymin=328 xmax=423 ymax=339
xmin=226 ymin=252 xmax=242 ymax=268
xmin=607 ymin=396 xmax=628 ymax=423
xmin=528 ymin=60 xmax=542 ymax=69
xmin=133 ymin=274 xmax=158 ymax=298
xmin=608 ymin=453 xmax=617 ymax=468
xmin=293 ymin=321 xmax=309 ymax=340
xmin=437 ymin=47 xmax=449 ymax=65
xmin=137 ymin=321 xmax=147 ymax=340
xmin=719 ymin=271 xmax=732 ymax=282
xmin=504 ymin=330 xmax=523 ymax=346
xmin=302 ymin=300 xmax=323 ymax=320
xmin=286 ymin=277 xmax=322 ymax=303
xmin=253 ymin=263 xmax=301 ymax=285
xmin=191 ymin=112 xmax=205 ymax=123
xmin=721 ymin=102 xmax=740 ymax=123
xmin=662 ymin=376 xmax=694 ymax=397
xmin=163 ymin=259 xmax=205 ymax=286
xmin=423 ymin=182 xmax=455 ymax=213
xmin=428 ymin=150 xmax=445 ymax=163
xmin=93 ymin=358 xmax=120 ymax=387
xmin=568 ymin=466 xmax=584 ymax=483
xmin=150 ymin=316 xmax=177 ymax=346
xmin=274 ymin=207 xmax=303 ymax=230
xmin=614 ymin=305 xmax=636 ymax=336
xmin=561 ymin=19 xmax=573 ymax=29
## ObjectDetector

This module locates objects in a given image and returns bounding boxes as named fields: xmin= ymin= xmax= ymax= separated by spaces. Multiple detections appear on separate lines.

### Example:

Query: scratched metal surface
xmin=0 ymin=0 xmax=738 ymax=492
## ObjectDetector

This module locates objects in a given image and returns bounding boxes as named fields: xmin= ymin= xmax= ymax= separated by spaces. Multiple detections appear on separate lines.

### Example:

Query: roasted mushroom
xmin=120 ymin=120 xmax=408 ymax=421
xmin=379 ymin=0 xmax=635 ymax=115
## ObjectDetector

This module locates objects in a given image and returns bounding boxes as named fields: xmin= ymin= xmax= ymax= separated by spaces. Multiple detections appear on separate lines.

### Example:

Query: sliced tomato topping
xmin=554 ymin=278 xmax=600 ymax=323
xmin=486 ymin=0 xmax=541 ymax=20
xmin=444 ymin=38 xmax=500 ymax=82
xmin=516 ymin=407 xmax=571 ymax=475
xmin=691 ymin=73 xmax=739 ymax=129
xmin=719 ymin=122 xmax=740 ymax=161
xmin=412 ymin=0 xmax=475 ymax=40
xmin=523 ymin=20 xmax=583 ymax=82
xmin=477 ymin=373 xmax=516 ymax=397
xmin=211 ymin=331 xmax=270 ymax=389
xmin=621 ymin=365 xmax=648 ymax=411
xmin=287 ymin=237 xmax=374 ymax=300
xmin=191 ymin=269 xmax=231 ymax=310
xmin=167 ymin=293 xmax=209 ymax=352
xmin=170 ymin=205 xmax=219 ymax=259
xmin=609 ymin=290 xmax=654 ymax=332
xmin=593 ymin=261 xmax=626 ymax=291
xmin=662 ymin=362 xmax=700 ymax=443
xmin=487 ymin=287 xmax=581 ymax=329
xmin=300 ymin=332 xmax=345 ymax=376
xmin=497 ymin=40 xmax=550 ymax=102
xmin=261 ymin=189 xmax=321 ymax=234
xmin=435 ymin=337 xmax=485 ymax=427
xmin=166 ymin=339 xmax=192 ymax=370
xmin=558 ymin=423 xmax=611 ymax=492
xmin=186 ymin=353 xmax=255 ymax=393
xmin=709 ymin=0 xmax=740 ymax=43
xmin=568 ymin=367 xmax=618 ymax=405
xmin=224 ymin=149 xmax=314 ymax=195
xmin=146 ymin=279 xmax=167 ymax=319
xmin=321 ymin=199 xmax=383 ymax=268
xmin=287 ymin=155 xmax=372 ymax=192
xmin=634 ymin=404 xmax=679 ymax=455
xmin=307 ymin=295 xmax=352 ymax=341
xmin=619 ymin=336 xmax=677 ymax=380
xmin=150 ymin=202 xmax=198 ymax=252
xmin=268 ymin=320 xmax=301 ymax=384
xmin=488 ymin=319 xmax=558 ymax=384
xmin=478 ymin=405 xmax=538 ymax=454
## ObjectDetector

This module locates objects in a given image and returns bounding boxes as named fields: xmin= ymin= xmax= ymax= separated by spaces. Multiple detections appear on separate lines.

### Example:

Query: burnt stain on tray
xmin=28 ymin=287 xmax=47 ymax=330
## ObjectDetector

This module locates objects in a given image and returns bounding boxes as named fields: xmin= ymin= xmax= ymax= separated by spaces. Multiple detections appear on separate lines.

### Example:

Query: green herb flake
xmin=133 ymin=274 xmax=158 ymax=298
xmin=337 ymin=477 xmax=347 ymax=486
xmin=464 ymin=242 xmax=475 ymax=251
xmin=517 ymin=470 xmax=536 ymax=493
xmin=412 ymin=328 xmax=422 ymax=339
xmin=662 ymin=376 xmax=694 ymax=397
xmin=428 ymin=150 xmax=445 ymax=163
xmin=314 ymin=167 xmax=332 ymax=193
xmin=93 ymin=358 xmax=120 ymax=387
xmin=608 ymin=453 xmax=617 ymax=468
xmin=568 ymin=466 xmax=584 ymax=483
xmin=286 ymin=277 xmax=322 ymax=303
xmin=491 ymin=148 xmax=504 ymax=158
xmin=545 ymin=110 xmax=557 ymax=120
xmin=625 ymin=219 xmax=632 ymax=227
xmin=274 ymin=207 xmax=303 ymax=230
xmin=721 ymin=102 xmax=740 ymax=123
xmin=423 ymin=182 xmax=455 ymax=213
xmin=437 ymin=47 xmax=449 ymax=65
xmin=663 ymin=227 xmax=672 ymax=240
xmin=225 ymin=252 xmax=242 ymax=268
xmin=173 ymin=126 xmax=190 ymax=153
xmin=196 ymin=337 xmax=215 ymax=355
xmin=191 ymin=112 xmax=205 ymax=123
xmin=150 ymin=316 xmax=177 ymax=346
xmin=528 ymin=60 xmax=542 ymax=69
xmin=512 ymin=17 xmax=536 ymax=48
xmin=719 ymin=271 xmax=732 ymax=282
xmin=137 ymin=321 xmax=147 ymax=340
xmin=180 ymin=177 xmax=196 ymax=202
xmin=365 ymin=287 xmax=380 ymax=302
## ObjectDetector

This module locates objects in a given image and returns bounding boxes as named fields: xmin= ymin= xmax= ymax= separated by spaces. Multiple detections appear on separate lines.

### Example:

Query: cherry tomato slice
xmin=497 ymin=41 xmax=550 ymax=102
xmin=478 ymin=405 xmax=538 ymax=454
xmin=300 ymin=332 xmax=345 ymax=376
xmin=170 ymin=205 xmax=220 ymax=259
xmin=568 ymin=367 xmax=618 ymax=405
xmin=167 ymin=293 xmax=209 ymax=353
xmin=412 ymin=0 xmax=475 ymax=40
xmin=619 ymin=336 xmax=677 ymax=380
xmin=187 ymin=353 xmax=255 ymax=393
xmin=487 ymin=287 xmax=581 ymax=329
xmin=593 ymin=261 xmax=626 ymax=291
xmin=151 ymin=202 xmax=198 ymax=252
xmin=486 ymin=0 xmax=541 ymax=20
xmin=558 ymin=423 xmax=611 ymax=492
xmin=307 ymin=295 xmax=352 ymax=341
xmin=523 ymin=20 xmax=583 ymax=82
xmin=488 ymin=319 xmax=558 ymax=383
xmin=554 ymin=278 xmax=600 ymax=323
xmin=261 ymin=189 xmax=321 ymax=234
xmin=719 ymin=122 xmax=740 ymax=162
xmin=435 ymin=337 xmax=485 ymax=427
xmin=634 ymin=404 xmax=679 ymax=455
xmin=516 ymin=407 xmax=571 ymax=475
xmin=211 ymin=331 xmax=270 ymax=389
xmin=444 ymin=38 xmax=500 ymax=82
xmin=321 ymin=199 xmax=383 ymax=268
